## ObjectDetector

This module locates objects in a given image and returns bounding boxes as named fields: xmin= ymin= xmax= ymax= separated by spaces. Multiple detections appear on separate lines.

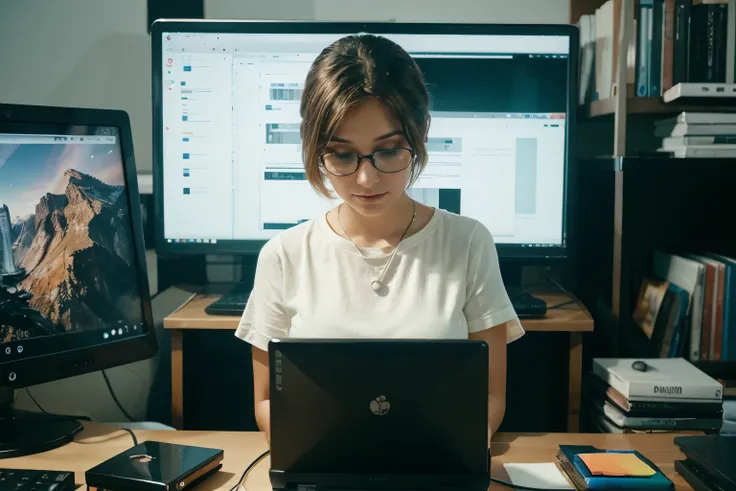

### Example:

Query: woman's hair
xmin=300 ymin=34 xmax=430 ymax=197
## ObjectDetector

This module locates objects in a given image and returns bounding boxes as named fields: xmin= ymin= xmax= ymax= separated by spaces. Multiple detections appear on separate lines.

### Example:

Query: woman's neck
xmin=338 ymin=194 xmax=415 ymax=248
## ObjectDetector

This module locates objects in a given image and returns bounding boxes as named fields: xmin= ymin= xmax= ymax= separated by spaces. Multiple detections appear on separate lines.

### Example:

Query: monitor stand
xmin=204 ymin=257 xmax=257 ymax=316
xmin=500 ymin=264 xmax=547 ymax=318
xmin=0 ymin=386 xmax=83 ymax=459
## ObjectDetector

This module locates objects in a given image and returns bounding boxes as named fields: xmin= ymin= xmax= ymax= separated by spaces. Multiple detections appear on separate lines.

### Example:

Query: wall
xmin=206 ymin=0 xmax=569 ymax=23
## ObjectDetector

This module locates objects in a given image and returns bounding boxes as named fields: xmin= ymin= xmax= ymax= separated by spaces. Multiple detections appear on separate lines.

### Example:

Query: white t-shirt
xmin=235 ymin=207 xmax=525 ymax=351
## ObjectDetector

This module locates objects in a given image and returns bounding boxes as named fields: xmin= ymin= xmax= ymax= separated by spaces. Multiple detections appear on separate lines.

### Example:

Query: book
xmin=662 ymin=82 xmax=736 ymax=102
xmin=557 ymin=445 xmax=674 ymax=490
xmin=588 ymin=371 xmax=724 ymax=416
xmin=653 ymin=251 xmax=705 ymax=361
xmin=592 ymin=358 xmax=724 ymax=401
xmin=599 ymin=400 xmax=723 ymax=430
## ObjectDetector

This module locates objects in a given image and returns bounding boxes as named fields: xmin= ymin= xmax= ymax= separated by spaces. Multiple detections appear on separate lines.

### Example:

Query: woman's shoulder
xmin=432 ymin=208 xmax=497 ymax=248
xmin=257 ymin=216 xmax=328 ymax=260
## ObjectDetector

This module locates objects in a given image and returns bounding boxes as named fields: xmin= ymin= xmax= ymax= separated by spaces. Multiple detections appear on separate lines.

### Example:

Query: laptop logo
xmin=370 ymin=395 xmax=390 ymax=416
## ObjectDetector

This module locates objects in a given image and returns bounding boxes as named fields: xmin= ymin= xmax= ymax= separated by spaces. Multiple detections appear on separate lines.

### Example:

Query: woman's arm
xmin=252 ymin=346 xmax=271 ymax=442
xmin=469 ymin=322 xmax=508 ymax=438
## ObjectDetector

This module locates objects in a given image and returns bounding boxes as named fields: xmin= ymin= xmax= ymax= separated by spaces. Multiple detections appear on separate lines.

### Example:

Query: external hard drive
xmin=85 ymin=440 xmax=224 ymax=491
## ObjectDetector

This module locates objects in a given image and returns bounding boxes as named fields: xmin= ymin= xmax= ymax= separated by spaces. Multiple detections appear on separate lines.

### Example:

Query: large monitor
xmin=152 ymin=21 xmax=577 ymax=262
xmin=0 ymin=103 xmax=157 ymax=458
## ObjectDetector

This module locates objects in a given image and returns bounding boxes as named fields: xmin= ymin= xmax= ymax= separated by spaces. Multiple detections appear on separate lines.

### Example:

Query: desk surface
xmin=2 ymin=424 xmax=691 ymax=490
xmin=164 ymin=290 xmax=594 ymax=333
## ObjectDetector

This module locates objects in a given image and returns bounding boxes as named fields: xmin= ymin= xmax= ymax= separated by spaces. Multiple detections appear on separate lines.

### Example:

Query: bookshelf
xmin=568 ymin=0 xmax=736 ymax=383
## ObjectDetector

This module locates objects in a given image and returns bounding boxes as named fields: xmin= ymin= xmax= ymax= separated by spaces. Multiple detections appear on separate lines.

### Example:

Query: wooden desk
xmin=2 ymin=424 xmax=692 ymax=491
xmin=164 ymin=290 xmax=594 ymax=432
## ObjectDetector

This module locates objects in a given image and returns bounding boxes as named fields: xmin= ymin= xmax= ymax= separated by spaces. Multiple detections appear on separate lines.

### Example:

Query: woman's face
xmin=323 ymin=98 xmax=413 ymax=218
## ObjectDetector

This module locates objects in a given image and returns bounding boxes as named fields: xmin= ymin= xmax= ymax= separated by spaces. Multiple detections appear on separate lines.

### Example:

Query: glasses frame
xmin=319 ymin=146 xmax=415 ymax=176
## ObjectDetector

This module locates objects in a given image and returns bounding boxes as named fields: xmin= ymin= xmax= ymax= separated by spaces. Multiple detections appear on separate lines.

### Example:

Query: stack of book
xmin=589 ymin=358 xmax=724 ymax=433
xmin=577 ymin=0 xmax=736 ymax=104
xmin=655 ymin=112 xmax=736 ymax=158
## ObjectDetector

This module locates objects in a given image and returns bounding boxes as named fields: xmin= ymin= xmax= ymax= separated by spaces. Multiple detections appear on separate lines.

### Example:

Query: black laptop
xmin=674 ymin=435 xmax=736 ymax=491
xmin=268 ymin=338 xmax=491 ymax=491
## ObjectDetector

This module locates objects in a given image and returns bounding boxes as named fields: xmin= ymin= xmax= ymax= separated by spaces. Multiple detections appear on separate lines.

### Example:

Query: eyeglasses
xmin=320 ymin=147 xmax=414 ymax=176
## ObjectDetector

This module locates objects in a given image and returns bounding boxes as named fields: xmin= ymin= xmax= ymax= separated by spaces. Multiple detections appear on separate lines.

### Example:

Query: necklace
xmin=337 ymin=199 xmax=416 ymax=292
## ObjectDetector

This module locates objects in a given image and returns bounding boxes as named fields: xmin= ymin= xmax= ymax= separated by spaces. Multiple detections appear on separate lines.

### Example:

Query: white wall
xmin=207 ymin=0 xmax=568 ymax=23
xmin=0 ymin=0 xmax=152 ymax=171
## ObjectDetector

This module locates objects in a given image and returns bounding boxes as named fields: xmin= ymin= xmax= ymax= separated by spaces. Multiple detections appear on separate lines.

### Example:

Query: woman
xmin=235 ymin=33 xmax=525 ymax=442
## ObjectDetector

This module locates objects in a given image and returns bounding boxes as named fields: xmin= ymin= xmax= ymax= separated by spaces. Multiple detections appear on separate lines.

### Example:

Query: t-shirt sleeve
xmin=234 ymin=237 xmax=290 ymax=351
xmin=463 ymin=222 xmax=525 ymax=343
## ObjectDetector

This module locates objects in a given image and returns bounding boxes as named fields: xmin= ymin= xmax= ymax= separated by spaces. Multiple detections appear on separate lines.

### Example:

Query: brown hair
xmin=300 ymin=34 xmax=430 ymax=198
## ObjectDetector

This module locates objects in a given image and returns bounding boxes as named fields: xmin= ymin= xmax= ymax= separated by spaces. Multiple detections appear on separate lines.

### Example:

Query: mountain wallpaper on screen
xmin=1 ymin=168 xmax=140 ymax=342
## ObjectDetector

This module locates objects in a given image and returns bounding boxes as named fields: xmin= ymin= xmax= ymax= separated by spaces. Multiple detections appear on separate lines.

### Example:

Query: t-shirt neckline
xmin=318 ymin=205 xmax=445 ymax=257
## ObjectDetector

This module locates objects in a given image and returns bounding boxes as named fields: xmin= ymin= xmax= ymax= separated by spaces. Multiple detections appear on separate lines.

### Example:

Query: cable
xmin=121 ymin=427 xmax=138 ymax=446
xmin=230 ymin=450 xmax=270 ymax=491
xmin=76 ymin=428 xmax=138 ymax=447
xmin=25 ymin=387 xmax=92 ymax=421
xmin=229 ymin=449 xmax=564 ymax=491
xmin=545 ymin=275 xmax=578 ymax=310
xmin=490 ymin=476 xmax=572 ymax=491
xmin=101 ymin=369 xmax=135 ymax=422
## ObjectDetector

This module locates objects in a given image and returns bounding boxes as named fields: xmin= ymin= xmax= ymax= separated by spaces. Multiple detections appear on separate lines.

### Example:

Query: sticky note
xmin=503 ymin=463 xmax=574 ymax=489
xmin=578 ymin=453 xmax=656 ymax=477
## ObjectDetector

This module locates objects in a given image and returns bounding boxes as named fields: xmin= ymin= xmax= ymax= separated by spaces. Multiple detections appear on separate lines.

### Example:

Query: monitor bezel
xmin=0 ymin=102 xmax=158 ymax=389
xmin=151 ymin=19 xmax=577 ymax=260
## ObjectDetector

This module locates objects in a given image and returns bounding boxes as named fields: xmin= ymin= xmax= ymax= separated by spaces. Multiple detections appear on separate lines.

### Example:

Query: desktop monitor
xmin=152 ymin=20 xmax=576 ymax=262
xmin=0 ymin=103 xmax=157 ymax=458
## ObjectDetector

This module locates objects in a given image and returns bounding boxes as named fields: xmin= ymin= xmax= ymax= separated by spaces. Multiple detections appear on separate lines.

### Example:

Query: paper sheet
xmin=503 ymin=462 xmax=574 ymax=489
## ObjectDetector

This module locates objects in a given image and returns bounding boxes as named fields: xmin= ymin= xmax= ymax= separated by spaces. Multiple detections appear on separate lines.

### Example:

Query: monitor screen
xmin=155 ymin=23 xmax=573 ymax=257
xmin=0 ymin=125 xmax=148 ymax=356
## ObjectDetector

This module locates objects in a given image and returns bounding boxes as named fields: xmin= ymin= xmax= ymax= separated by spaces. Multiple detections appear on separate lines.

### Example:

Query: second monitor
xmin=152 ymin=21 xmax=577 ymax=314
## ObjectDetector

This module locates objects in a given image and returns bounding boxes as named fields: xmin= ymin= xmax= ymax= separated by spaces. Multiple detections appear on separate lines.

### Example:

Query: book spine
xmin=689 ymin=4 xmax=704 ymax=81
xmin=704 ymin=5 xmax=718 ymax=81
xmin=721 ymin=261 xmax=734 ymax=360
xmin=637 ymin=1 xmax=652 ymax=96
xmin=713 ymin=4 xmax=729 ymax=82
xmin=629 ymin=381 xmax=723 ymax=401
xmin=662 ymin=0 xmax=676 ymax=91
xmin=673 ymin=0 xmax=691 ymax=84
xmin=615 ymin=416 xmax=724 ymax=430
xmin=728 ymin=0 xmax=736 ymax=82
xmin=649 ymin=0 xmax=664 ymax=95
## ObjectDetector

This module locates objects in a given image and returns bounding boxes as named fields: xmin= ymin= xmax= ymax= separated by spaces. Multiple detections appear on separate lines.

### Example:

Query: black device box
xmin=85 ymin=441 xmax=223 ymax=491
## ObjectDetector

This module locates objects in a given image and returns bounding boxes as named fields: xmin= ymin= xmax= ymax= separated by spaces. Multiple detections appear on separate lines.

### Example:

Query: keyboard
xmin=507 ymin=287 xmax=548 ymax=318
xmin=204 ymin=283 xmax=251 ymax=316
xmin=0 ymin=469 xmax=75 ymax=490
xmin=205 ymin=283 xmax=547 ymax=318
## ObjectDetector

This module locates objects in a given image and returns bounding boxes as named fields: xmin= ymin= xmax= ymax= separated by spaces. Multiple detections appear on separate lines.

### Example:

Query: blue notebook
xmin=557 ymin=445 xmax=674 ymax=490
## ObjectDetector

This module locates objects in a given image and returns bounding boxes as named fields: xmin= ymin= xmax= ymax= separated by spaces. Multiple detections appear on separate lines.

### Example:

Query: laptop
xmin=268 ymin=338 xmax=491 ymax=491
xmin=674 ymin=435 xmax=736 ymax=491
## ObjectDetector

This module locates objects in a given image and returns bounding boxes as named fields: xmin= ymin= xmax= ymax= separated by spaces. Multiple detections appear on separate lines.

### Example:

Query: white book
xmin=663 ymin=82 xmax=736 ymax=102
xmin=659 ymin=145 xmax=736 ymax=158
xmin=655 ymin=112 xmax=736 ymax=125
xmin=652 ymin=251 xmax=705 ymax=362
xmin=592 ymin=358 xmax=724 ymax=401
xmin=655 ymin=123 xmax=736 ymax=137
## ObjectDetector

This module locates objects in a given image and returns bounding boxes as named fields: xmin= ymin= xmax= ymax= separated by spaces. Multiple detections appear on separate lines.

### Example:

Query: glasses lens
xmin=322 ymin=152 xmax=358 ymax=175
xmin=374 ymin=148 xmax=412 ymax=173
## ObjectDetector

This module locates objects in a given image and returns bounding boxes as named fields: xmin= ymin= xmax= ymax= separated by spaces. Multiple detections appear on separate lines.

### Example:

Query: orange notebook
xmin=578 ymin=453 xmax=656 ymax=477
